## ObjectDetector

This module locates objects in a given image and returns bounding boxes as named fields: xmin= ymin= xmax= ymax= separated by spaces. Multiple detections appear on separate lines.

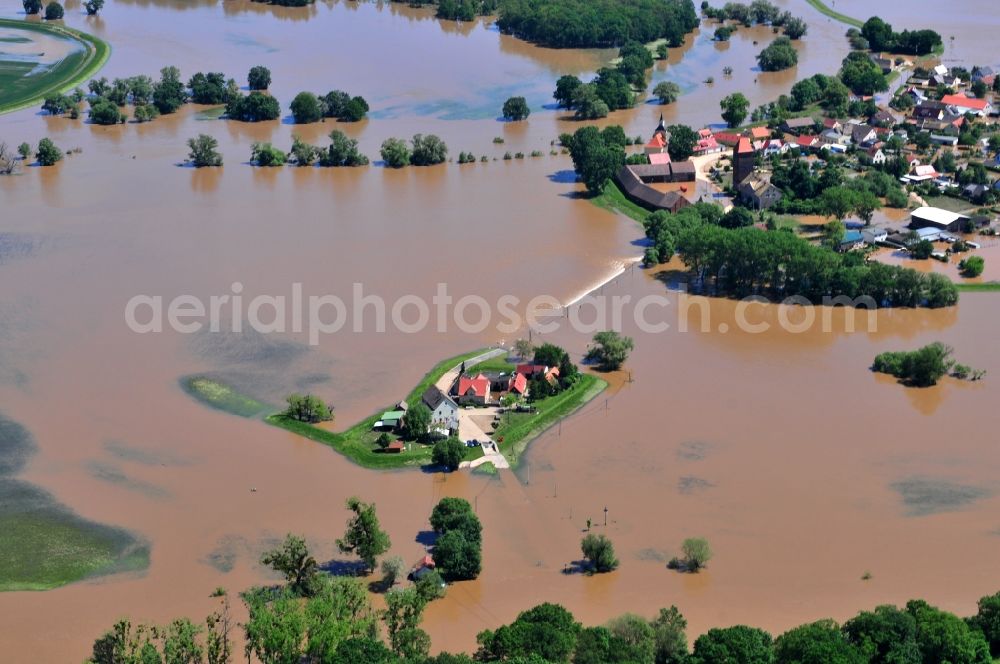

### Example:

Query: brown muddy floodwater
xmin=1 ymin=1 xmax=999 ymax=661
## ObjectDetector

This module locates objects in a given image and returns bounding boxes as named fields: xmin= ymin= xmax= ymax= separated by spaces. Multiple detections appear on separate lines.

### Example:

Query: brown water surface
xmin=1 ymin=1 xmax=999 ymax=661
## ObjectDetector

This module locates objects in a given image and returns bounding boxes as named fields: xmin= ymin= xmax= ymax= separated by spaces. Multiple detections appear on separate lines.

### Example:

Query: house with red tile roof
xmin=749 ymin=126 xmax=770 ymax=140
xmin=508 ymin=372 xmax=528 ymax=395
xmin=648 ymin=152 xmax=671 ymax=165
xmin=941 ymin=94 xmax=992 ymax=116
xmin=456 ymin=373 xmax=491 ymax=405
xmin=693 ymin=128 xmax=722 ymax=155
xmin=644 ymin=132 xmax=667 ymax=155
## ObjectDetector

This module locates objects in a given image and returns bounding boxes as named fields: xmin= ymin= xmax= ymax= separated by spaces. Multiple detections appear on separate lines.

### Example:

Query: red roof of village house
xmin=458 ymin=374 xmax=490 ymax=398
xmin=795 ymin=135 xmax=817 ymax=147
xmin=646 ymin=133 xmax=666 ymax=149
xmin=649 ymin=152 xmax=671 ymax=165
xmin=516 ymin=363 xmax=546 ymax=376
xmin=736 ymin=137 xmax=753 ymax=154
xmin=508 ymin=372 xmax=528 ymax=394
xmin=387 ymin=441 xmax=405 ymax=451
xmin=749 ymin=126 xmax=770 ymax=140
xmin=712 ymin=131 xmax=741 ymax=146
xmin=941 ymin=94 xmax=988 ymax=110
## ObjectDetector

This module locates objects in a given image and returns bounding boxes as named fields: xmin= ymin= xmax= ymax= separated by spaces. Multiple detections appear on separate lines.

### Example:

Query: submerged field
xmin=0 ymin=19 xmax=109 ymax=115
xmin=0 ymin=415 xmax=148 ymax=591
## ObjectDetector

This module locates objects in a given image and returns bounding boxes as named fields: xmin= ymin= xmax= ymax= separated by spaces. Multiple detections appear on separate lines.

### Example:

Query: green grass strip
xmin=591 ymin=180 xmax=651 ymax=224
xmin=955 ymin=282 xmax=1000 ymax=292
xmin=802 ymin=0 xmax=863 ymax=28
xmin=0 ymin=18 xmax=111 ymax=115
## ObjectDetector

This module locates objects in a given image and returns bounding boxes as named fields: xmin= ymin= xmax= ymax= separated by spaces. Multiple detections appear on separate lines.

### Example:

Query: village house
xmin=862 ymin=227 xmax=889 ymax=244
xmin=822 ymin=118 xmax=844 ymax=133
xmin=837 ymin=230 xmax=865 ymax=252
xmin=869 ymin=53 xmax=894 ymax=74
xmin=693 ymin=128 xmax=723 ymax=155
xmin=781 ymin=117 xmax=816 ymax=135
xmin=733 ymin=137 xmax=755 ymax=185
xmin=422 ymin=385 xmax=459 ymax=433
xmin=869 ymin=109 xmax=895 ymax=127
xmin=456 ymin=373 xmax=491 ymax=405
xmin=940 ymin=94 xmax=993 ymax=117
xmin=865 ymin=146 xmax=887 ymax=164
xmin=738 ymin=171 xmax=782 ymax=210
xmin=851 ymin=124 xmax=878 ymax=147
xmin=909 ymin=206 xmax=970 ymax=233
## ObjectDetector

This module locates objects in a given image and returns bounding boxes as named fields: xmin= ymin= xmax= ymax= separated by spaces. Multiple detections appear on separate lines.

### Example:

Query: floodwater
xmin=1 ymin=0 xmax=999 ymax=661
xmin=829 ymin=0 xmax=1000 ymax=66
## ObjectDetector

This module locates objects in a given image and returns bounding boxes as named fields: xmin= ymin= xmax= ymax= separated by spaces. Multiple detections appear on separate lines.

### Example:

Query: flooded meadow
xmin=1 ymin=0 xmax=999 ymax=660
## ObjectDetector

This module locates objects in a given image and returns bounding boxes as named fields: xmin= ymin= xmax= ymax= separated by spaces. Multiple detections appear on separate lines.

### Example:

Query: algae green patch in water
xmin=0 ymin=415 xmax=149 ymax=592
xmin=472 ymin=461 xmax=498 ymax=476
xmin=180 ymin=375 xmax=269 ymax=418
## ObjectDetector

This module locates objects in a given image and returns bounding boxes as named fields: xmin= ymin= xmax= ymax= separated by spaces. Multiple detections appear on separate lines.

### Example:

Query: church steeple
xmin=655 ymin=113 xmax=666 ymax=135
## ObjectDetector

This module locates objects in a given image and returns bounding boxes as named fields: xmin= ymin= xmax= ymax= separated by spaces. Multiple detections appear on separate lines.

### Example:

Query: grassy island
xmin=0 ymin=19 xmax=110 ymax=115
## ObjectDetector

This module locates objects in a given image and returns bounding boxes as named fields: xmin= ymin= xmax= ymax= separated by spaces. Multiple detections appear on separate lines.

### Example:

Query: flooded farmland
xmin=1 ymin=0 xmax=999 ymax=661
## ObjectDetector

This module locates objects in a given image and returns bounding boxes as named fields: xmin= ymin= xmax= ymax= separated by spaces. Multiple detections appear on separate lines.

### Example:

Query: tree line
xmin=859 ymin=16 xmax=942 ymax=56
xmin=701 ymin=0 xmax=808 ymax=40
xmin=639 ymin=203 xmax=958 ymax=308
xmin=496 ymin=0 xmax=699 ymax=49
xmin=552 ymin=40 xmax=657 ymax=120
xmin=84 ymin=571 xmax=1000 ymax=663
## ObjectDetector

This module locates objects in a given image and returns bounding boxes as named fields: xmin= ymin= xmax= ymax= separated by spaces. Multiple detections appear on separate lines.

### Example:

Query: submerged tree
xmin=261 ymin=534 xmax=321 ymax=597
xmin=336 ymin=496 xmax=391 ymax=573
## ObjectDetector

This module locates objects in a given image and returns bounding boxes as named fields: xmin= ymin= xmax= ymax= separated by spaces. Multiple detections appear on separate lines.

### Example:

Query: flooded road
xmin=1 ymin=0 xmax=998 ymax=660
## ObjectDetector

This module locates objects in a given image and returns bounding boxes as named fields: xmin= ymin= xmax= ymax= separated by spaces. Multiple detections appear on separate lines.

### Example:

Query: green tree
xmin=584 ymin=330 xmax=634 ymax=371
xmin=554 ymin=75 xmax=583 ymax=108
xmin=959 ymin=256 xmax=984 ymax=278
xmin=188 ymin=72 xmax=232 ymax=105
xmin=23 ymin=0 xmax=42 ymax=15
xmin=226 ymin=91 xmax=281 ymax=122
xmin=153 ymin=66 xmax=188 ymax=114
xmin=720 ymin=93 xmax=750 ymax=128
xmin=433 ymin=528 xmax=482 ymax=580
xmin=336 ymin=496 xmax=391 ymax=573
xmin=162 ymin=618 xmax=203 ymax=664
xmin=872 ymin=342 xmax=955 ymax=387
xmin=89 ymin=99 xmax=124 ymax=125
xmin=339 ymin=96 xmax=369 ymax=122
xmin=242 ymin=588 xmax=306 ymax=664
xmin=681 ymin=537 xmax=712 ymax=571
xmin=411 ymin=134 xmax=448 ymax=166
xmin=291 ymin=135 xmax=319 ymax=166
xmin=289 ymin=91 xmax=320 ymax=124
xmin=502 ymin=96 xmax=531 ymax=121
xmin=476 ymin=603 xmax=581 ymax=663
xmin=251 ymin=142 xmax=287 ymax=167
xmin=691 ymin=625 xmax=774 ymax=664
xmin=774 ymin=619 xmax=863 ymax=664
xmin=430 ymin=497 xmax=478 ymax=537
xmin=248 ymin=66 xmax=272 ymax=91
xmin=861 ymin=16 xmax=894 ymax=51
xmin=283 ymin=394 xmax=332 ymax=423
xmin=580 ymin=533 xmax=618 ymax=573
xmin=822 ymin=188 xmax=858 ymax=222
xmin=328 ymin=637 xmax=395 ymax=664
xmin=261 ymin=534 xmax=321 ymax=597
xmin=757 ymin=36 xmax=798 ymax=72
xmin=383 ymin=588 xmax=430 ymax=660
xmin=322 ymin=130 xmax=369 ymax=167
xmin=44 ymin=1 xmax=63 ymax=20
xmin=402 ymin=402 xmax=431 ymax=440
xmin=652 ymin=81 xmax=681 ymax=105
xmin=380 ymin=137 xmax=411 ymax=168
xmin=35 ymin=138 xmax=63 ymax=166
xmin=414 ymin=568 xmax=447 ymax=601
xmin=379 ymin=555 xmax=405 ymax=589
xmin=842 ymin=604 xmax=921 ymax=664
xmin=906 ymin=599 xmax=991 ymax=664
xmin=432 ymin=436 xmax=466 ymax=472
xmin=972 ymin=591 xmax=1000 ymax=657
xmin=84 ymin=0 xmax=104 ymax=15
xmin=651 ymin=606 xmax=688 ymax=664
xmin=720 ymin=207 xmax=754 ymax=229
xmin=303 ymin=577 xmax=377 ymax=661
xmin=17 ymin=142 xmax=32 ymax=160
xmin=667 ymin=124 xmax=698 ymax=161
xmin=566 ymin=125 xmax=625 ymax=194
xmin=572 ymin=84 xmax=610 ymax=119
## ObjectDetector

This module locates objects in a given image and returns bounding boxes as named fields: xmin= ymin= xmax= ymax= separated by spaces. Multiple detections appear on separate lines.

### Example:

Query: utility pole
xmin=604 ymin=506 xmax=608 ymax=527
